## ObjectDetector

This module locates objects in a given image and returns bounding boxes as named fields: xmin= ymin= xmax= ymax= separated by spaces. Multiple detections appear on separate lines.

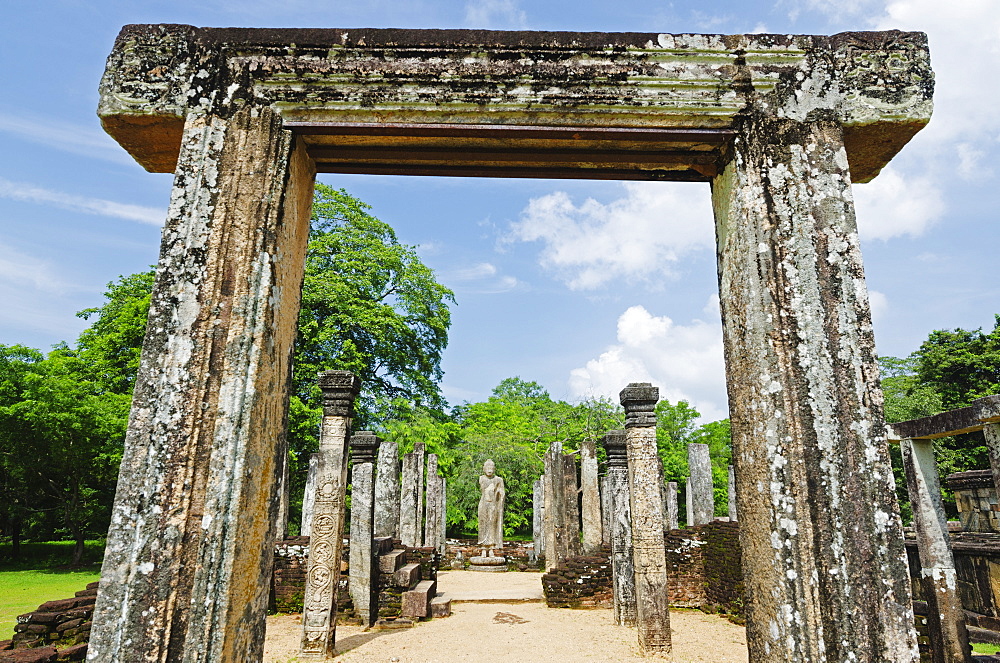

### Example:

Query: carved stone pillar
xmin=688 ymin=443 xmax=713 ymax=525
xmin=373 ymin=439 xmax=400 ymax=540
xmin=602 ymin=430 xmax=636 ymax=627
xmin=580 ymin=439 xmax=603 ymax=554
xmin=902 ymin=438 xmax=971 ymax=663
xmin=349 ymin=431 xmax=381 ymax=628
xmin=300 ymin=371 xmax=361 ymax=657
xmin=600 ymin=474 xmax=612 ymax=546
xmin=620 ymin=384 xmax=670 ymax=654
xmin=712 ymin=114 xmax=917 ymax=661
xmin=88 ymin=106 xmax=315 ymax=663
xmin=301 ymin=454 xmax=319 ymax=537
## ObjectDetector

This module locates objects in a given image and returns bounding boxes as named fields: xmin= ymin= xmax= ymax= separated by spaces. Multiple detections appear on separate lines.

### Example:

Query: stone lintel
xmin=349 ymin=431 xmax=382 ymax=465
xmin=888 ymin=395 xmax=1000 ymax=441
xmin=100 ymin=25 xmax=931 ymax=181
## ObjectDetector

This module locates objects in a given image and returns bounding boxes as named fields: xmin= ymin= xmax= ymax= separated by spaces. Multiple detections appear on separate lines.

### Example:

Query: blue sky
xmin=1 ymin=1 xmax=997 ymax=421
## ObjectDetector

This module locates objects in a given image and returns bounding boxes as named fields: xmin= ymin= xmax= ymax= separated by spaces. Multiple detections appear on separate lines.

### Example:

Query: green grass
xmin=0 ymin=569 xmax=101 ymax=640
xmin=0 ymin=541 xmax=105 ymax=640
xmin=973 ymin=642 xmax=1000 ymax=655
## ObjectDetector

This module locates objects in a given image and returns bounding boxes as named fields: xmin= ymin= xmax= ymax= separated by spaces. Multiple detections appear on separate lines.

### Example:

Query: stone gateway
xmin=90 ymin=25 xmax=932 ymax=662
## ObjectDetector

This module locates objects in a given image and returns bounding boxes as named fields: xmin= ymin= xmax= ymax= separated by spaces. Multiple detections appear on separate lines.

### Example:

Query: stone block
xmin=401 ymin=580 xmax=437 ymax=618
xmin=55 ymin=643 xmax=88 ymax=661
xmin=394 ymin=563 xmax=421 ymax=588
xmin=380 ymin=550 xmax=406 ymax=574
xmin=56 ymin=619 xmax=85 ymax=633
xmin=37 ymin=599 xmax=78 ymax=613
xmin=430 ymin=596 xmax=452 ymax=618
xmin=0 ymin=647 xmax=58 ymax=663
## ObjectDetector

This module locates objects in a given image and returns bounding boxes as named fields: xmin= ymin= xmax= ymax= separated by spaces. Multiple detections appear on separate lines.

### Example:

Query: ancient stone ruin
xmin=90 ymin=24 xmax=933 ymax=662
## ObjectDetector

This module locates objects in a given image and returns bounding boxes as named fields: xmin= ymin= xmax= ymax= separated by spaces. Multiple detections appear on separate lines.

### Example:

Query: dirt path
xmin=263 ymin=571 xmax=748 ymax=662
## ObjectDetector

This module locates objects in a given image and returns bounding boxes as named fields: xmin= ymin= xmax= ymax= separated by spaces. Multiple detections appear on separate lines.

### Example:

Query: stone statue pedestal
xmin=469 ymin=549 xmax=507 ymax=573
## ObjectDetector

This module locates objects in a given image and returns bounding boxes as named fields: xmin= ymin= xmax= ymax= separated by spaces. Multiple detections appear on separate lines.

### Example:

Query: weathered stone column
xmin=712 ymin=114 xmax=917 ymax=661
xmin=620 ymin=384 xmax=670 ymax=654
xmin=374 ymin=439 xmax=400 ymax=540
xmin=88 ymin=106 xmax=315 ymax=663
xmin=424 ymin=454 xmax=444 ymax=554
xmin=602 ymin=430 xmax=636 ymax=628
xmin=727 ymin=465 xmax=737 ymax=522
xmin=600 ymin=474 xmax=612 ymax=546
xmin=301 ymin=453 xmax=319 ymax=537
xmin=581 ymin=439 xmax=603 ymax=553
xmin=684 ymin=480 xmax=693 ymax=527
xmin=532 ymin=476 xmax=545 ymax=561
xmin=901 ymin=437 xmax=971 ymax=663
xmin=414 ymin=442 xmax=426 ymax=546
xmin=564 ymin=452 xmax=582 ymax=558
xmin=543 ymin=442 xmax=568 ymax=570
xmin=399 ymin=449 xmax=422 ymax=548
xmin=348 ymin=431 xmax=381 ymax=628
xmin=300 ymin=372 xmax=361 ymax=657
xmin=665 ymin=481 xmax=679 ymax=531
xmin=688 ymin=443 xmax=713 ymax=525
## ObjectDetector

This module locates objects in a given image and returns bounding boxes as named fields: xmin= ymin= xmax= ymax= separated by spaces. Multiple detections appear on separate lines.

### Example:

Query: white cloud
xmin=443 ymin=261 xmax=520 ymax=294
xmin=569 ymin=303 xmax=728 ymax=422
xmin=507 ymin=182 xmax=714 ymax=290
xmin=868 ymin=289 xmax=889 ymax=323
xmin=0 ymin=112 xmax=135 ymax=165
xmin=464 ymin=0 xmax=527 ymax=28
xmin=853 ymin=166 xmax=944 ymax=240
xmin=0 ymin=177 xmax=164 ymax=225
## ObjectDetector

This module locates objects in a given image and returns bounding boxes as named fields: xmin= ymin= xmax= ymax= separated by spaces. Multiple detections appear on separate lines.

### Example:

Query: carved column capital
xmin=601 ymin=430 xmax=628 ymax=468
xmin=619 ymin=383 xmax=658 ymax=428
xmin=349 ymin=431 xmax=381 ymax=465
xmin=318 ymin=370 xmax=361 ymax=417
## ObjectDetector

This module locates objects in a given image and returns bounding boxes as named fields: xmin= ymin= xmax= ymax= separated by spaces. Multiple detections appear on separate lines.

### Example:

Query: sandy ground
xmin=263 ymin=571 xmax=748 ymax=662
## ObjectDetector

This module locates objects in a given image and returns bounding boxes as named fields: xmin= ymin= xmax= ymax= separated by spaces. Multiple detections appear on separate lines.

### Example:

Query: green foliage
xmin=0 ymin=347 xmax=128 ymax=563
xmin=75 ymin=271 xmax=155 ymax=395
xmin=655 ymin=399 xmax=732 ymax=521
xmin=912 ymin=314 xmax=1000 ymax=410
xmin=295 ymin=184 xmax=455 ymax=428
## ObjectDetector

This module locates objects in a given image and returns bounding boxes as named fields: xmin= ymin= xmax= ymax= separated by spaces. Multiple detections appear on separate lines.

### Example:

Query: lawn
xmin=0 ymin=569 xmax=101 ymax=640
xmin=0 ymin=541 xmax=104 ymax=640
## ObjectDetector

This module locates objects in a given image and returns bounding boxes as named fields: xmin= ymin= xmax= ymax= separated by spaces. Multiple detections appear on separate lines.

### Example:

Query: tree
xmin=294 ymin=184 xmax=455 ymax=427
xmin=70 ymin=185 xmax=456 ymax=537
xmin=0 ymin=345 xmax=129 ymax=563
xmin=655 ymin=399 xmax=732 ymax=520
xmin=75 ymin=271 xmax=155 ymax=395
xmin=912 ymin=315 xmax=1000 ymax=410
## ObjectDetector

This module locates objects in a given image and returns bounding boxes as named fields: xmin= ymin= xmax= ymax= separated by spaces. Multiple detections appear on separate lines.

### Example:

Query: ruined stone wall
xmin=271 ymin=537 xmax=355 ymax=619
xmin=0 ymin=582 xmax=97 ymax=661
xmin=541 ymin=524 xmax=746 ymax=613
xmin=542 ymin=549 xmax=613 ymax=608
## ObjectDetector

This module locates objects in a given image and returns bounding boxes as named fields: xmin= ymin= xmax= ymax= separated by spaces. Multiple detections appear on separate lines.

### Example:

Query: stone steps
xmin=401 ymin=579 xmax=437 ymax=618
